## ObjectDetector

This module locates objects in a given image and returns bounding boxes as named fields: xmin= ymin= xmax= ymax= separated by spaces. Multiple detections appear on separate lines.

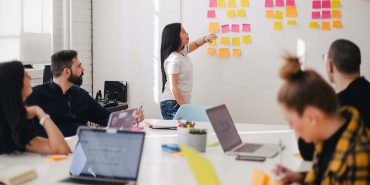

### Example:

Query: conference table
xmin=0 ymin=119 xmax=312 ymax=185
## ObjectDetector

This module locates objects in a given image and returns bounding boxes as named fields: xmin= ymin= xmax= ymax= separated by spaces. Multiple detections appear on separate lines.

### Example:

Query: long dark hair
xmin=0 ymin=61 xmax=32 ymax=152
xmin=160 ymin=23 xmax=182 ymax=92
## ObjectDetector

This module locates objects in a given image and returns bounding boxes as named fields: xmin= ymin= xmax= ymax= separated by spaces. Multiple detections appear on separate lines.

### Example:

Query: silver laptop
xmin=107 ymin=108 xmax=137 ymax=130
xmin=206 ymin=104 xmax=281 ymax=158
xmin=62 ymin=127 xmax=145 ymax=185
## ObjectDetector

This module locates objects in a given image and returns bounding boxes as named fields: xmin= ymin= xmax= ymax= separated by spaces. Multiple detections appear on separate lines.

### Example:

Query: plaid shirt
xmin=305 ymin=107 xmax=370 ymax=185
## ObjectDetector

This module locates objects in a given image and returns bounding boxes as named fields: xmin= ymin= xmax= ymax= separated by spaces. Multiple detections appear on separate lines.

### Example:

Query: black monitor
xmin=104 ymin=81 xmax=127 ymax=103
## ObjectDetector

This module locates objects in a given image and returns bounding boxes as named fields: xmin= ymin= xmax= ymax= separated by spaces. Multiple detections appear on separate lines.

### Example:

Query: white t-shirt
xmin=160 ymin=45 xmax=193 ymax=103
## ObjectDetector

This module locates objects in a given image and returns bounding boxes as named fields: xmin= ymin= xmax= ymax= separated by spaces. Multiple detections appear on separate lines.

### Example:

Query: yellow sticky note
xmin=237 ymin=9 xmax=246 ymax=17
xmin=241 ymin=0 xmax=249 ymax=7
xmin=227 ymin=10 xmax=235 ymax=18
xmin=286 ymin=6 xmax=297 ymax=17
xmin=287 ymin=20 xmax=297 ymax=25
xmin=322 ymin=22 xmax=331 ymax=30
xmin=181 ymin=146 xmax=221 ymax=185
xmin=209 ymin=39 xmax=216 ymax=46
xmin=218 ymin=48 xmax=230 ymax=58
xmin=209 ymin=22 xmax=220 ymax=33
xmin=228 ymin=0 xmax=236 ymax=8
xmin=266 ymin=10 xmax=275 ymax=18
xmin=275 ymin=11 xmax=284 ymax=20
xmin=332 ymin=10 xmax=341 ymax=18
xmin=331 ymin=0 xmax=341 ymax=8
xmin=207 ymin=48 xmax=216 ymax=55
xmin=233 ymin=49 xmax=241 ymax=57
xmin=243 ymin=35 xmax=252 ymax=44
xmin=333 ymin=20 xmax=343 ymax=28
xmin=251 ymin=169 xmax=270 ymax=185
xmin=274 ymin=21 xmax=283 ymax=30
xmin=232 ymin=37 xmax=240 ymax=46
xmin=217 ymin=0 xmax=226 ymax=7
xmin=220 ymin=37 xmax=230 ymax=45
xmin=309 ymin=21 xmax=319 ymax=29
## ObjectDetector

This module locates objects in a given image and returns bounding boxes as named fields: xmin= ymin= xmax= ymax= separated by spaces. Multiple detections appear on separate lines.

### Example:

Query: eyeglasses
xmin=322 ymin=54 xmax=328 ymax=63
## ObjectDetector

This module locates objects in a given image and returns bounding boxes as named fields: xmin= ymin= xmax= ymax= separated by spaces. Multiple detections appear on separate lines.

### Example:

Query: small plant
xmin=189 ymin=128 xmax=207 ymax=135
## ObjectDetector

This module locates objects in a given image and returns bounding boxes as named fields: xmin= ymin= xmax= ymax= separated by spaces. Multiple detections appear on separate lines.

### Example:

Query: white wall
xmin=93 ymin=0 xmax=370 ymax=123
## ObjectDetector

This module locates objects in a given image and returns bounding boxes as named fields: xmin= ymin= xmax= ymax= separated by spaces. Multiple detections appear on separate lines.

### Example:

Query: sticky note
xmin=228 ymin=0 xmax=236 ymax=8
xmin=276 ymin=0 xmax=284 ymax=7
xmin=209 ymin=22 xmax=220 ymax=33
xmin=312 ymin=12 xmax=321 ymax=19
xmin=286 ymin=0 xmax=295 ymax=6
xmin=207 ymin=10 xmax=216 ymax=18
xmin=312 ymin=1 xmax=321 ymax=9
xmin=209 ymin=39 xmax=217 ymax=46
xmin=217 ymin=0 xmax=226 ymax=7
xmin=232 ymin=37 xmax=240 ymax=46
xmin=322 ymin=11 xmax=331 ymax=19
xmin=220 ymin=37 xmax=230 ymax=45
xmin=322 ymin=1 xmax=331 ymax=8
xmin=265 ymin=0 xmax=273 ymax=7
xmin=286 ymin=6 xmax=297 ymax=17
xmin=251 ymin=169 xmax=270 ymax=185
xmin=209 ymin=0 xmax=217 ymax=7
xmin=331 ymin=0 xmax=341 ymax=8
xmin=322 ymin=22 xmax=331 ymax=30
xmin=274 ymin=21 xmax=283 ymax=30
xmin=243 ymin=35 xmax=252 ymax=44
xmin=333 ymin=20 xmax=343 ymax=28
xmin=332 ymin=10 xmax=341 ymax=18
xmin=219 ymin=48 xmax=230 ymax=58
xmin=181 ymin=146 xmax=221 ymax=185
xmin=44 ymin=155 xmax=67 ymax=161
xmin=231 ymin=24 xmax=240 ymax=32
xmin=227 ymin=10 xmax=236 ymax=18
xmin=309 ymin=21 xmax=320 ymax=29
xmin=266 ymin=10 xmax=275 ymax=18
xmin=208 ymin=48 xmax=216 ymax=55
xmin=287 ymin=20 xmax=297 ymax=25
xmin=221 ymin=24 xmax=230 ymax=33
xmin=241 ymin=0 xmax=249 ymax=7
xmin=237 ymin=9 xmax=246 ymax=17
xmin=275 ymin=11 xmax=284 ymax=20
xmin=233 ymin=49 xmax=241 ymax=57
xmin=242 ymin=24 xmax=251 ymax=32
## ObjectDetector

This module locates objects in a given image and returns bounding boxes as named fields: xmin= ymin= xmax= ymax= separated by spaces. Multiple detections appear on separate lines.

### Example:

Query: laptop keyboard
xmin=63 ymin=177 xmax=129 ymax=185
xmin=234 ymin=143 xmax=262 ymax=153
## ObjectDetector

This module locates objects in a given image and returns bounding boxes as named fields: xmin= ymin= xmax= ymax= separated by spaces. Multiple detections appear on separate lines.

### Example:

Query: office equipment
xmin=0 ymin=165 xmax=37 ymax=185
xmin=173 ymin=104 xmax=210 ymax=122
xmin=235 ymin=155 xmax=265 ymax=162
xmin=104 ymin=81 xmax=127 ymax=103
xmin=148 ymin=120 xmax=178 ymax=129
xmin=206 ymin=104 xmax=281 ymax=158
xmin=107 ymin=109 xmax=137 ymax=130
xmin=161 ymin=144 xmax=180 ymax=153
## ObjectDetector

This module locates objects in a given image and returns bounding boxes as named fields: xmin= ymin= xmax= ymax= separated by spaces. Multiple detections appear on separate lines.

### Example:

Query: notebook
xmin=0 ymin=165 xmax=37 ymax=185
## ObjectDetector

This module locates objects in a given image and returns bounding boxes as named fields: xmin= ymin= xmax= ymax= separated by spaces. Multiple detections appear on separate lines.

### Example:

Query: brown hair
xmin=328 ymin=39 xmax=361 ymax=74
xmin=278 ymin=54 xmax=338 ymax=116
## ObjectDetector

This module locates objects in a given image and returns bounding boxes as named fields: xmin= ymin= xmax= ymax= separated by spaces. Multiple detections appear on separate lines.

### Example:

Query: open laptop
xmin=62 ymin=127 xmax=145 ymax=185
xmin=206 ymin=105 xmax=281 ymax=158
xmin=107 ymin=108 xmax=137 ymax=130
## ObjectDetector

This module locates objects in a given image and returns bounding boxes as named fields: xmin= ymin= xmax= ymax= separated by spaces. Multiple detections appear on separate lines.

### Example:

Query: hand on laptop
xmin=273 ymin=164 xmax=303 ymax=184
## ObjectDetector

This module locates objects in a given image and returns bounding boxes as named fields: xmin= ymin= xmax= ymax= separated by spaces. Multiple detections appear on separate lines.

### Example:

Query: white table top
xmin=0 ymin=119 xmax=311 ymax=185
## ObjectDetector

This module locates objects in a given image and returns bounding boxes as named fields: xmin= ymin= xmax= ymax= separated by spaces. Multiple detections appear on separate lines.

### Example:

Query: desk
xmin=0 ymin=120 xmax=311 ymax=185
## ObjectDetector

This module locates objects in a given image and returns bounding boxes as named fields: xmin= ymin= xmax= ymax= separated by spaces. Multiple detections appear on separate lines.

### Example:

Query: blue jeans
xmin=160 ymin=100 xmax=180 ymax=120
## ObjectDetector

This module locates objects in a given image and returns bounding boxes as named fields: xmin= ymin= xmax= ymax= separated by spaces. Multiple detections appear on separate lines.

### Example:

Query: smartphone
xmin=235 ymin=155 xmax=266 ymax=162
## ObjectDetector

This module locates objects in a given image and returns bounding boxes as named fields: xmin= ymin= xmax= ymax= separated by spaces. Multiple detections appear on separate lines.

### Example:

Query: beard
xmin=68 ymin=71 xmax=84 ymax=86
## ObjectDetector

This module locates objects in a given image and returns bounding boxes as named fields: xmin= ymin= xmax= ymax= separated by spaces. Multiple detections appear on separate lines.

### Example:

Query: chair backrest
xmin=173 ymin=104 xmax=210 ymax=122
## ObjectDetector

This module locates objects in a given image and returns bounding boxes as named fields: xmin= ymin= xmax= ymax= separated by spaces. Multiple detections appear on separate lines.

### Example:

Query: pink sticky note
xmin=286 ymin=0 xmax=295 ymax=6
xmin=242 ymin=24 xmax=251 ymax=32
xmin=209 ymin=0 xmax=217 ymax=7
xmin=312 ymin=1 xmax=321 ymax=9
xmin=207 ymin=10 xmax=216 ymax=18
xmin=312 ymin=12 xmax=321 ymax=19
xmin=221 ymin=24 xmax=230 ymax=33
xmin=265 ymin=0 xmax=273 ymax=7
xmin=276 ymin=0 xmax=284 ymax=7
xmin=231 ymin=24 xmax=240 ymax=32
xmin=322 ymin=11 xmax=331 ymax=19
xmin=322 ymin=1 xmax=331 ymax=8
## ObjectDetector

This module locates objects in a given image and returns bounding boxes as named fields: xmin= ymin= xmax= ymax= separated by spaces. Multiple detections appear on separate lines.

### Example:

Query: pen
xmin=279 ymin=140 xmax=283 ymax=166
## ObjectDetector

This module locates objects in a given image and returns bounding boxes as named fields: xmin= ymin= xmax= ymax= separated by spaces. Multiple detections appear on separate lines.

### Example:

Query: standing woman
xmin=0 ymin=61 xmax=70 ymax=154
xmin=160 ymin=23 xmax=217 ymax=120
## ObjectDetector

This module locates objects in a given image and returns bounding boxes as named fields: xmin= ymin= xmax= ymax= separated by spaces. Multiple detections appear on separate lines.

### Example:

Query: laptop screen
xmin=70 ymin=128 xmax=145 ymax=180
xmin=206 ymin=105 xmax=242 ymax=152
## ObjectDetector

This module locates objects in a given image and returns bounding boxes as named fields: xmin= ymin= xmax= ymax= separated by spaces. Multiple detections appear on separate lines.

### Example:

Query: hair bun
xmin=280 ymin=54 xmax=302 ymax=80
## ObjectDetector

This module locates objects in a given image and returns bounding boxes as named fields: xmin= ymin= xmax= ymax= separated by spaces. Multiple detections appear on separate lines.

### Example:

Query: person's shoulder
xmin=166 ymin=53 xmax=181 ymax=62
xmin=71 ymin=85 xmax=91 ymax=97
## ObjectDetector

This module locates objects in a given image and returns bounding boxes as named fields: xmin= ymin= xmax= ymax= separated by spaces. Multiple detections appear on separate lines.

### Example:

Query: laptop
xmin=206 ymin=105 xmax=281 ymax=158
xmin=107 ymin=108 xmax=137 ymax=130
xmin=62 ymin=127 xmax=145 ymax=185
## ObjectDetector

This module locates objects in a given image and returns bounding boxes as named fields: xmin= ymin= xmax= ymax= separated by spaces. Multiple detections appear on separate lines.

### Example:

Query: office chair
xmin=43 ymin=65 xmax=53 ymax=83
xmin=173 ymin=104 xmax=210 ymax=122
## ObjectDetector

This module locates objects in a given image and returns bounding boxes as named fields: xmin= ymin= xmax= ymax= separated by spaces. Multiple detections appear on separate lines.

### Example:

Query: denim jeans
xmin=160 ymin=100 xmax=180 ymax=120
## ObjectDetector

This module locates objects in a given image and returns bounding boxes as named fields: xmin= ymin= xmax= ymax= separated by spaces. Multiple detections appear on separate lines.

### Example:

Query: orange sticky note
xmin=228 ymin=0 xmax=236 ymax=8
xmin=331 ymin=0 xmax=341 ymax=8
xmin=218 ymin=48 xmax=230 ymax=58
xmin=227 ymin=10 xmax=235 ymax=18
xmin=243 ymin=35 xmax=252 ymax=44
xmin=309 ymin=21 xmax=319 ymax=29
xmin=237 ymin=9 xmax=246 ymax=17
xmin=209 ymin=22 xmax=220 ymax=33
xmin=266 ymin=10 xmax=275 ymax=18
xmin=333 ymin=20 xmax=343 ymax=28
xmin=274 ymin=21 xmax=283 ymax=30
xmin=207 ymin=48 xmax=216 ymax=55
xmin=322 ymin=22 xmax=331 ymax=30
xmin=251 ymin=169 xmax=270 ymax=185
xmin=287 ymin=20 xmax=297 ymax=25
xmin=331 ymin=10 xmax=341 ymax=18
xmin=220 ymin=37 xmax=230 ymax=45
xmin=44 ymin=155 xmax=67 ymax=161
xmin=217 ymin=0 xmax=226 ymax=7
xmin=232 ymin=37 xmax=240 ymax=46
xmin=286 ymin=6 xmax=297 ymax=17
xmin=233 ymin=49 xmax=241 ymax=57
xmin=241 ymin=0 xmax=249 ymax=7
xmin=275 ymin=11 xmax=284 ymax=20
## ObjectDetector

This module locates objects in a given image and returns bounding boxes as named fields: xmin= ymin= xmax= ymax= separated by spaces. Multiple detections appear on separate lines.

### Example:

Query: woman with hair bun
xmin=273 ymin=55 xmax=370 ymax=185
